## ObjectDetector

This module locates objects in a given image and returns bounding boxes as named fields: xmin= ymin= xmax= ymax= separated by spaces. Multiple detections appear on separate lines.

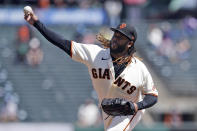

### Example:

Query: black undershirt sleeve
xmin=33 ymin=20 xmax=71 ymax=56
xmin=136 ymin=94 xmax=158 ymax=110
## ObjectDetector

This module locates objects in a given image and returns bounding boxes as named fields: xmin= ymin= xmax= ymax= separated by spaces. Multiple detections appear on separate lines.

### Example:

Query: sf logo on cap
xmin=119 ymin=23 xmax=126 ymax=29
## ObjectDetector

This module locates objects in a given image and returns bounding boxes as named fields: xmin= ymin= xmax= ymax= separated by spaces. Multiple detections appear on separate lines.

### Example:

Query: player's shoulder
xmin=133 ymin=57 xmax=144 ymax=65
xmin=72 ymin=41 xmax=105 ymax=51
xmin=133 ymin=57 xmax=148 ymax=70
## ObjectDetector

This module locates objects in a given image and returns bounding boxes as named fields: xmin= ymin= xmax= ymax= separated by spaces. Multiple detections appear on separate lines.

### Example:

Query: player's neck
xmin=110 ymin=50 xmax=128 ymax=59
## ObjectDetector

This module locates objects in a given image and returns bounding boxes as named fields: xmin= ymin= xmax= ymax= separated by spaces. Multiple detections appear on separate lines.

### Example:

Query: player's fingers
xmin=24 ymin=13 xmax=29 ymax=19
xmin=27 ymin=15 xmax=31 ymax=21
xmin=30 ymin=12 xmax=33 ymax=16
xmin=24 ymin=15 xmax=27 ymax=20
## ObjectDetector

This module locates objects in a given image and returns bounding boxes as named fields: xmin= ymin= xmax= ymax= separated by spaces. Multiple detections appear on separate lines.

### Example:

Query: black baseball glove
xmin=101 ymin=98 xmax=136 ymax=116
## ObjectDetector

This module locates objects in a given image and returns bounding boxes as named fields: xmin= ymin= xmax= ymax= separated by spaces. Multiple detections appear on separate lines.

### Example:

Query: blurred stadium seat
xmin=135 ymin=19 xmax=197 ymax=95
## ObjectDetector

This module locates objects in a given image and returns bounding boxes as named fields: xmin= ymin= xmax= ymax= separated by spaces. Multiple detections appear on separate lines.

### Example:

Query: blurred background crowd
xmin=0 ymin=0 xmax=197 ymax=131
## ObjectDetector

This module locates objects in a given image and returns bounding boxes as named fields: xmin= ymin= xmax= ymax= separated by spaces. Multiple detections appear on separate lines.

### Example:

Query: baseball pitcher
xmin=24 ymin=7 xmax=158 ymax=131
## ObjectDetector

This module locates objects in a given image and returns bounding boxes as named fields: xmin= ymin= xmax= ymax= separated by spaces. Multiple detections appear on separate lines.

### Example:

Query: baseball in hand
xmin=24 ymin=6 xmax=33 ymax=15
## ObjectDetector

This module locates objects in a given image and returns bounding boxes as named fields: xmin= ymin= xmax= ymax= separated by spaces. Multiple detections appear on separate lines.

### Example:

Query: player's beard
xmin=110 ymin=41 xmax=128 ymax=54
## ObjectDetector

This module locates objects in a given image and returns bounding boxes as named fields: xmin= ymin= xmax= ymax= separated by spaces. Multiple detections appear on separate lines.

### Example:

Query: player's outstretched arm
xmin=24 ymin=6 xmax=71 ymax=56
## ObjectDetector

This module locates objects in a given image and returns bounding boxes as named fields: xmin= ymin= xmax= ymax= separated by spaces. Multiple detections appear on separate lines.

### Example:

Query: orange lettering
xmin=119 ymin=23 xmax=126 ymax=29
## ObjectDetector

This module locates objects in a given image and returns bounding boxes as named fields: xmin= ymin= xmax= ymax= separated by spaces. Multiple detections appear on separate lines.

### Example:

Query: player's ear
xmin=128 ymin=41 xmax=134 ymax=48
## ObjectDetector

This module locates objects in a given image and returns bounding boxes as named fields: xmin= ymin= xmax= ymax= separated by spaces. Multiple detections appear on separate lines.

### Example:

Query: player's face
xmin=110 ymin=31 xmax=130 ymax=54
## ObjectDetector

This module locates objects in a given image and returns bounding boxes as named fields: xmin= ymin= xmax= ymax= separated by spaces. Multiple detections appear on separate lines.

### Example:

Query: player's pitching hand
xmin=24 ymin=6 xmax=38 ymax=25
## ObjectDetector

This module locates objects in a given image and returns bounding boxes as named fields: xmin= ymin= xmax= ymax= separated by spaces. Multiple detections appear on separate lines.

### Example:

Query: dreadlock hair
xmin=96 ymin=33 xmax=140 ymax=65
xmin=96 ymin=33 xmax=110 ymax=48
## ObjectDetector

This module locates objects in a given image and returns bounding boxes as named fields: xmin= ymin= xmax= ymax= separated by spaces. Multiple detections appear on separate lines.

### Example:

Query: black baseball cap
xmin=110 ymin=23 xmax=137 ymax=43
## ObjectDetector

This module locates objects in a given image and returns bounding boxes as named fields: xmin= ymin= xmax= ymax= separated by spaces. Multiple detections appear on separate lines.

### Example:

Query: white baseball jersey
xmin=70 ymin=41 xmax=158 ymax=131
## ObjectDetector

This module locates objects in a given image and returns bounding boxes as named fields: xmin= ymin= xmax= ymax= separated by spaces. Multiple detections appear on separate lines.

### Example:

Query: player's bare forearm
xmin=133 ymin=103 xmax=138 ymax=112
